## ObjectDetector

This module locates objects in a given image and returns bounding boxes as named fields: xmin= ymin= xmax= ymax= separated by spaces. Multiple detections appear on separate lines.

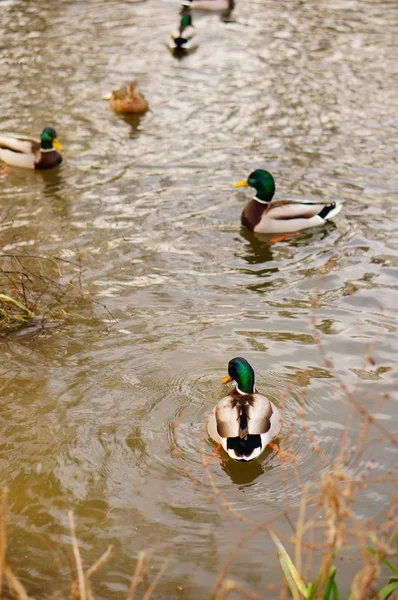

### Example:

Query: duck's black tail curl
xmin=318 ymin=202 xmax=337 ymax=220
xmin=227 ymin=435 xmax=261 ymax=459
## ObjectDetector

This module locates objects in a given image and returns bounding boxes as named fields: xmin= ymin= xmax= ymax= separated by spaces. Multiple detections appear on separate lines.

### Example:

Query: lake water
xmin=0 ymin=0 xmax=397 ymax=597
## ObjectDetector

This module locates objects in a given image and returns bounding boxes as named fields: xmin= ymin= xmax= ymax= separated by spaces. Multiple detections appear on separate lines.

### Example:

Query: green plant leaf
xmin=367 ymin=547 xmax=398 ymax=576
xmin=388 ymin=526 xmax=398 ymax=548
xmin=323 ymin=566 xmax=337 ymax=600
xmin=268 ymin=529 xmax=307 ymax=598
xmin=307 ymin=582 xmax=317 ymax=600
xmin=379 ymin=580 xmax=398 ymax=600
xmin=331 ymin=580 xmax=339 ymax=600
xmin=0 ymin=294 xmax=34 ymax=318
xmin=278 ymin=551 xmax=301 ymax=600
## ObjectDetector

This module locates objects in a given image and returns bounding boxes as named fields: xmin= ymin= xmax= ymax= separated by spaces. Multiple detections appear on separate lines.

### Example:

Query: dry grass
xmin=0 ymin=499 xmax=166 ymax=600
xmin=0 ymin=252 xmax=85 ymax=333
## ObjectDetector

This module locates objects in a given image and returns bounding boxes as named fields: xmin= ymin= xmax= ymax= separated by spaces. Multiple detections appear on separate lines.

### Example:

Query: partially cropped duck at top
xmin=181 ymin=0 xmax=234 ymax=11
xmin=0 ymin=127 xmax=63 ymax=170
xmin=109 ymin=80 xmax=149 ymax=114
xmin=235 ymin=169 xmax=342 ymax=234
xmin=167 ymin=13 xmax=196 ymax=50
xmin=207 ymin=357 xmax=282 ymax=462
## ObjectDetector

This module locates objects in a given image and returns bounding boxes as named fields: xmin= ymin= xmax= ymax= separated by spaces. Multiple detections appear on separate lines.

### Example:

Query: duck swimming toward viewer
xmin=109 ymin=80 xmax=149 ymax=114
xmin=235 ymin=169 xmax=342 ymax=234
xmin=167 ymin=13 xmax=196 ymax=51
xmin=207 ymin=357 xmax=282 ymax=462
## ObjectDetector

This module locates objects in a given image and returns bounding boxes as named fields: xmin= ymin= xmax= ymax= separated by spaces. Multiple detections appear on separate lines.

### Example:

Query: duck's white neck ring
xmin=253 ymin=195 xmax=270 ymax=204
xmin=235 ymin=384 xmax=255 ymax=395
xmin=41 ymin=148 xmax=56 ymax=153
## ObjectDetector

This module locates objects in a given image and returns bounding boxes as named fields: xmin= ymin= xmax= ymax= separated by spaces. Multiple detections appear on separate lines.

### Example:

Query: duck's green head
xmin=234 ymin=169 xmax=275 ymax=203
xmin=222 ymin=357 xmax=255 ymax=394
xmin=180 ymin=13 xmax=192 ymax=29
xmin=40 ymin=127 xmax=63 ymax=152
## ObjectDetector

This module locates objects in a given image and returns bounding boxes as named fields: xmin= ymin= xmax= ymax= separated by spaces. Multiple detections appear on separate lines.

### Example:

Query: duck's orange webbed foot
xmin=212 ymin=443 xmax=222 ymax=456
xmin=270 ymin=232 xmax=300 ymax=244
xmin=206 ymin=443 xmax=223 ymax=465
xmin=268 ymin=442 xmax=299 ymax=462
xmin=0 ymin=165 xmax=9 ymax=176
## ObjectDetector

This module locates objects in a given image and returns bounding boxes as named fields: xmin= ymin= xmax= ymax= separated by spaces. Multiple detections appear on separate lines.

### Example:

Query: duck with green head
xmin=207 ymin=357 xmax=282 ymax=461
xmin=0 ymin=127 xmax=63 ymax=170
xmin=167 ymin=12 xmax=196 ymax=50
xmin=235 ymin=169 xmax=342 ymax=234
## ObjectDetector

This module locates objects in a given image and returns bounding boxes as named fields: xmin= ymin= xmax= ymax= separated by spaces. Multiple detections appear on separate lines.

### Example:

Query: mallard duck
xmin=181 ymin=0 xmax=234 ymax=11
xmin=234 ymin=169 xmax=342 ymax=234
xmin=0 ymin=127 xmax=63 ymax=170
xmin=109 ymin=80 xmax=149 ymax=114
xmin=207 ymin=357 xmax=282 ymax=462
xmin=167 ymin=13 xmax=196 ymax=50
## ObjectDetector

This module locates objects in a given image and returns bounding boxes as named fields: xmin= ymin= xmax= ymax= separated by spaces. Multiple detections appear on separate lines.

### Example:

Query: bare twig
xmin=127 ymin=551 xmax=149 ymax=600
xmin=68 ymin=511 xmax=87 ymax=600
xmin=0 ymin=488 xmax=8 ymax=598
xmin=85 ymin=544 xmax=113 ymax=581
xmin=142 ymin=557 xmax=169 ymax=600
xmin=3 ymin=566 xmax=31 ymax=600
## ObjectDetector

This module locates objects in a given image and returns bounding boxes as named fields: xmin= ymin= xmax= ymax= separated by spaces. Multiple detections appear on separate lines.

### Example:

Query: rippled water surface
xmin=0 ymin=0 xmax=397 ymax=597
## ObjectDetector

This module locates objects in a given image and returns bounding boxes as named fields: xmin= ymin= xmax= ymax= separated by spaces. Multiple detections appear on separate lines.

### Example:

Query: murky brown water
xmin=0 ymin=0 xmax=397 ymax=597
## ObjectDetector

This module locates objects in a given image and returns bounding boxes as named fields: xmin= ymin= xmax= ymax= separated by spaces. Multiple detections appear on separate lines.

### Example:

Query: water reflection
xmin=169 ymin=46 xmax=199 ymax=60
xmin=40 ymin=168 xmax=65 ymax=197
xmin=239 ymin=228 xmax=275 ymax=265
xmin=221 ymin=454 xmax=267 ymax=485
xmin=116 ymin=112 xmax=147 ymax=138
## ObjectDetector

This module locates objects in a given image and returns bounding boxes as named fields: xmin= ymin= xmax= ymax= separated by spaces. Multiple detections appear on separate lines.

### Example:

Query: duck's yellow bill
xmin=222 ymin=374 xmax=232 ymax=384
xmin=53 ymin=138 xmax=63 ymax=152
xmin=234 ymin=179 xmax=249 ymax=188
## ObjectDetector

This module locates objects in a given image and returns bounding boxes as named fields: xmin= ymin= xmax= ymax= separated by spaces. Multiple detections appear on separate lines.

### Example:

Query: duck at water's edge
xmin=207 ymin=357 xmax=282 ymax=461
xmin=235 ymin=169 xmax=342 ymax=234
xmin=0 ymin=127 xmax=63 ymax=169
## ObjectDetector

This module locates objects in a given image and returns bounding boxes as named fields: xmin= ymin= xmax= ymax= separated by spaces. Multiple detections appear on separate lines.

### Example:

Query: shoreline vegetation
xmin=0 ymin=252 xmax=115 ymax=335
xmin=0 ymin=273 xmax=396 ymax=599
xmin=0 ymin=252 xmax=85 ymax=334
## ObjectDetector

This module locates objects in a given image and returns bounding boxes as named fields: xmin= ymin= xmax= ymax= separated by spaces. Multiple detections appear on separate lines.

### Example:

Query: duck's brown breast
xmin=241 ymin=199 xmax=267 ymax=231
xmin=35 ymin=150 xmax=62 ymax=170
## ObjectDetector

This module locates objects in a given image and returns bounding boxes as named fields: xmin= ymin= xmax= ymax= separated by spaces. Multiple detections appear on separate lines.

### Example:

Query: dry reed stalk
xmin=293 ymin=483 xmax=309 ymax=575
xmin=85 ymin=544 xmax=113 ymax=581
xmin=68 ymin=511 xmax=88 ymax=600
xmin=351 ymin=389 xmax=392 ymax=476
xmin=31 ymin=523 xmax=77 ymax=588
xmin=3 ymin=566 xmax=31 ymax=600
xmin=142 ymin=557 xmax=169 ymax=600
xmin=0 ymin=488 xmax=8 ymax=598
xmin=127 ymin=551 xmax=149 ymax=600
xmin=169 ymin=404 xmax=188 ymax=458
xmin=215 ymin=578 xmax=236 ymax=600
xmin=216 ymin=578 xmax=262 ymax=600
